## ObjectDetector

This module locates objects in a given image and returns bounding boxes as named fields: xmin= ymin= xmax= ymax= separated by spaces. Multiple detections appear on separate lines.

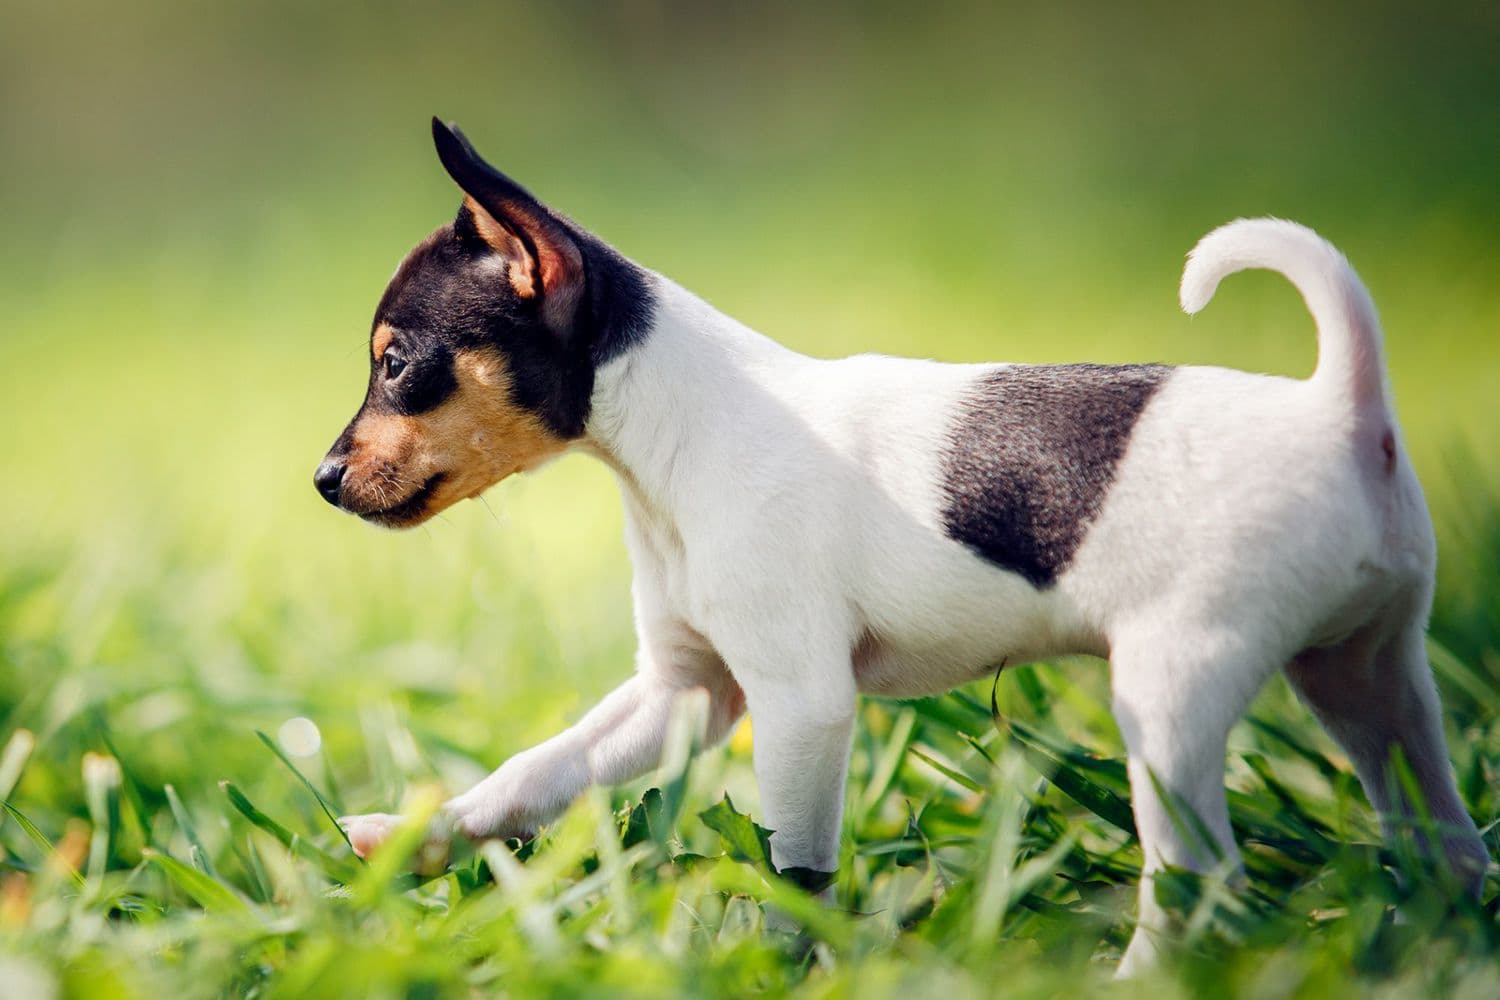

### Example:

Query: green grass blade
xmin=142 ymin=848 xmax=250 ymax=913
xmin=1006 ymin=719 xmax=1129 ymax=786
xmin=221 ymin=781 xmax=360 ymax=884
xmin=1005 ymin=728 xmax=1137 ymax=837
xmin=98 ymin=723 xmax=157 ymax=849
xmin=0 ymin=729 xmax=35 ymax=803
xmin=908 ymin=746 xmax=985 ymax=793
xmin=858 ymin=706 xmax=917 ymax=820
xmin=909 ymin=693 xmax=992 ymax=732
xmin=959 ymin=731 xmax=997 ymax=765
xmin=1427 ymin=638 xmax=1500 ymax=714
xmin=164 ymin=783 xmax=218 ymax=878
xmin=82 ymin=753 xmax=119 ymax=882
xmin=255 ymin=730 xmax=358 ymax=857
xmin=2 ymin=799 xmax=85 ymax=888
xmin=1245 ymin=716 xmax=1345 ymax=782
xmin=1011 ymin=665 xmax=1054 ymax=722
xmin=1240 ymin=753 xmax=1334 ymax=837
xmin=230 ymin=834 xmax=273 ymax=904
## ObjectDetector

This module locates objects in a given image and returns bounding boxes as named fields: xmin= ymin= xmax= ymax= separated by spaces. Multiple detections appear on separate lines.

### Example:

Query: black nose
xmin=314 ymin=459 xmax=346 ymax=507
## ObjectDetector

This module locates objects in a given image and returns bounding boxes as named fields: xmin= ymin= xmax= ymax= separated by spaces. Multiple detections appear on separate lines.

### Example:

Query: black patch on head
xmin=941 ymin=364 xmax=1172 ymax=588
xmin=369 ymin=212 xmax=654 ymax=437
xmin=387 ymin=343 xmax=457 ymax=415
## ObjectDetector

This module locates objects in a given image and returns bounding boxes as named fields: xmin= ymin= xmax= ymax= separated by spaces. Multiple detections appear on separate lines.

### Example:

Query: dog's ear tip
xmin=430 ymin=120 xmax=536 ymax=215
xmin=431 ymin=117 xmax=470 ymax=154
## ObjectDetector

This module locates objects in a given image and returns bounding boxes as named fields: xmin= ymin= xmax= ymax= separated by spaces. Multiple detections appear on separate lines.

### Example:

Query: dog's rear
xmin=1187 ymin=220 xmax=1485 ymax=870
xmin=1179 ymin=218 xmax=1424 ymax=563
xmin=1097 ymin=219 xmax=1485 ymax=974
xmin=1182 ymin=218 xmax=1431 ymax=566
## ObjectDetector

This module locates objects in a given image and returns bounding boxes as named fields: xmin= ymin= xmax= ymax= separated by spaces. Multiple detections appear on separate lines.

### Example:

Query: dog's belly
xmin=853 ymin=630 xmax=1002 ymax=699
xmin=849 ymin=564 xmax=1100 ymax=700
xmin=839 ymin=493 xmax=1106 ymax=699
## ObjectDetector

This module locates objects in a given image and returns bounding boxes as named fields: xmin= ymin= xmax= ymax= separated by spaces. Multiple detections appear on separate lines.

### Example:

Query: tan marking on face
xmin=371 ymin=322 xmax=396 ymax=362
xmin=341 ymin=348 xmax=568 ymax=526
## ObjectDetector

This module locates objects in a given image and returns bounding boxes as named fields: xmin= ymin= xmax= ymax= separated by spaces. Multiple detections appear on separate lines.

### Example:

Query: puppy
xmin=318 ymin=119 xmax=1487 ymax=972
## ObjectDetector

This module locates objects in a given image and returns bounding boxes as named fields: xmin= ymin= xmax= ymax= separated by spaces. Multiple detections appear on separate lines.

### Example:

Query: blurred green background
xmin=1 ymin=3 xmax=1498 ymax=992
xmin=5 ymin=0 xmax=1499 ymax=796
xmin=6 ymin=0 xmax=1500 ymax=811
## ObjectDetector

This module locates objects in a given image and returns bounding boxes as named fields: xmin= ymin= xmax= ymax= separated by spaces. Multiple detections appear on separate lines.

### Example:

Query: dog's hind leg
xmin=1109 ymin=625 xmax=1281 ymax=976
xmin=1286 ymin=619 xmax=1488 ymax=894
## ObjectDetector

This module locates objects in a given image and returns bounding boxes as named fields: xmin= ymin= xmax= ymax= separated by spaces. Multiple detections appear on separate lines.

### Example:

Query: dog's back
xmin=772 ymin=221 xmax=1424 ymax=698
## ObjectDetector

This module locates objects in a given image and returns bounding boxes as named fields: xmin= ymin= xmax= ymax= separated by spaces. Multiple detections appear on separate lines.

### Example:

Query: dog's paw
xmin=443 ymin=791 xmax=505 ymax=842
xmin=337 ymin=796 xmax=526 ymax=862
xmin=337 ymin=812 xmax=406 ymax=859
xmin=338 ymin=811 xmax=458 ymax=875
xmin=442 ymin=785 xmax=535 ymax=843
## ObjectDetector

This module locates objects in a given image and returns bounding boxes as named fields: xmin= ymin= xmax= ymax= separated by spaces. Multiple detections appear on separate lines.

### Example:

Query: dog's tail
xmin=1179 ymin=218 xmax=1387 ymax=413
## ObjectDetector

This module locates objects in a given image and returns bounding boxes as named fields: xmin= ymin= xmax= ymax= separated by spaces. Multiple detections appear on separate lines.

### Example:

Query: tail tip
xmin=1178 ymin=217 xmax=1275 ymax=316
xmin=1178 ymin=249 xmax=1218 ymax=316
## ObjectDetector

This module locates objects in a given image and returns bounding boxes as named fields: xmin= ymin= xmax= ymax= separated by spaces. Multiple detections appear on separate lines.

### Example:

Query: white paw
xmin=338 ymin=792 xmax=525 ymax=861
xmin=338 ymin=810 xmax=457 ymax=875
xmin=337 ymin=812 xmax=405 ymax=859
xmin=442 ymin=770 xmax=542 ymax=843
xmin=442 ymin=788 xmax=529 ymax=842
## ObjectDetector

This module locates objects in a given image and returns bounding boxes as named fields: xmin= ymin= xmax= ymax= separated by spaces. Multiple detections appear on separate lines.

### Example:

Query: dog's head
xmin=315 ymin=119 xmax=651 ymax=527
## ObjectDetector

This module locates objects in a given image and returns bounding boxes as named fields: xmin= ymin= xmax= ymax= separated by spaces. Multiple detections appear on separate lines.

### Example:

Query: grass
xmin=1 ymin=496 xmax=1497 ymax=997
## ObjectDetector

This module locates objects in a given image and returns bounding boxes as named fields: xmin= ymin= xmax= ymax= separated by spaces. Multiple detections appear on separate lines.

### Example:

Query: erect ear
xmin=432 ymin=117 xmax=584 ymax=336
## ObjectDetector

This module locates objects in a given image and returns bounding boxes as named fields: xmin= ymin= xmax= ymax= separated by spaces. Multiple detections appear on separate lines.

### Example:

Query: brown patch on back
xmin=371 ymin=322 xmax=396 ymax=362
xmin=342 ymin=347 xmax=569 ymax=524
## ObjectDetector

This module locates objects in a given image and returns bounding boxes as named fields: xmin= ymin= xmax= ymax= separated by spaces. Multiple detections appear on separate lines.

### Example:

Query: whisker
xmin=475 ymin=494 xmax=501 ymax=526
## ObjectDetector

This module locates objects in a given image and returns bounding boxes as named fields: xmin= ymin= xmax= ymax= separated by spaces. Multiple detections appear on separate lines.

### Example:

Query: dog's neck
xmin=582 ymin=275 xmax=806 ymax=526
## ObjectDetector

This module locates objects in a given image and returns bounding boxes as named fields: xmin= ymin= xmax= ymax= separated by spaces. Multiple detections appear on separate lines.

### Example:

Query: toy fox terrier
xmin=318 ymin=118 xmax=1487 ymax=972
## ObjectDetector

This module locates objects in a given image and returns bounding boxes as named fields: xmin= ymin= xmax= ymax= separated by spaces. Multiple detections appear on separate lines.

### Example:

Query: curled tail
xmin=1180 ymin=218 xmax=1388 ymax=412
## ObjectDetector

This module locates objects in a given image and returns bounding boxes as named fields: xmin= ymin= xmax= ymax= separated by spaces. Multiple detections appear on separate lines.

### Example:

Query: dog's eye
xmin=384 ymin=353 xmax=407 ymax=380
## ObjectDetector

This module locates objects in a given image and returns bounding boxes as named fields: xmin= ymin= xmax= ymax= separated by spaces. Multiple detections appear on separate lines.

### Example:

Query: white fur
xmin=341 ymin=219 xmax=1486 ymax=972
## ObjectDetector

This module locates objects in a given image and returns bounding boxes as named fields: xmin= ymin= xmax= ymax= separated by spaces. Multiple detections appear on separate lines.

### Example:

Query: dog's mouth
xmin=359 ymin=473 xmax=445 ymax=528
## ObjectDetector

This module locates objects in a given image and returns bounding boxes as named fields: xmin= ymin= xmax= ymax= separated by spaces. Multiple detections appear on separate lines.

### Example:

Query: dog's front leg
xmin=341 ymin=664 xmax=742 ymax=857
xmin=742 ymin=674 xmax=857 ymax=890
xmin=443 ymin=672 xmax=678 ymax=842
